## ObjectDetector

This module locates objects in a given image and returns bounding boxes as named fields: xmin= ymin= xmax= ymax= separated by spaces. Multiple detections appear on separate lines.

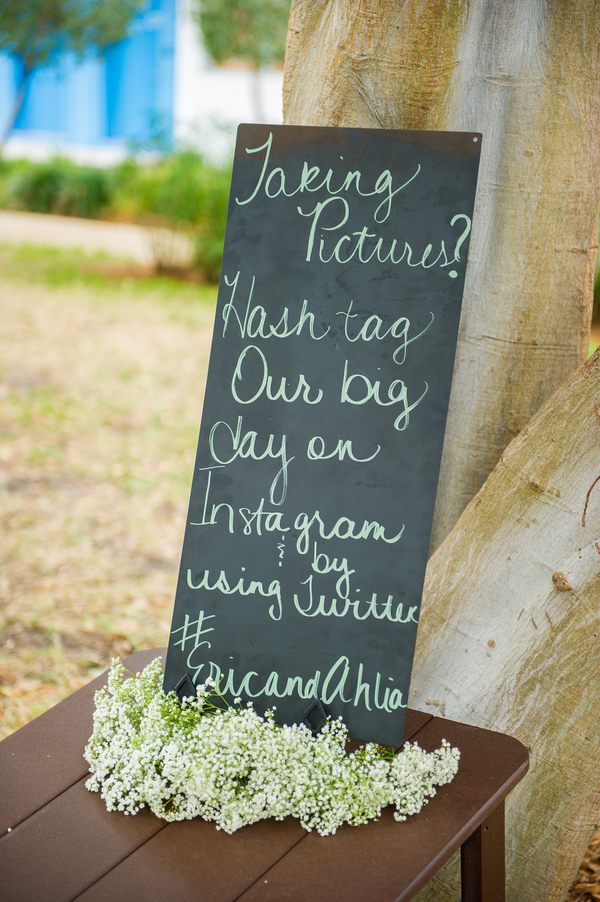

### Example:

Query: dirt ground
xmin=0 ymin=243 xmax=598 ymax=901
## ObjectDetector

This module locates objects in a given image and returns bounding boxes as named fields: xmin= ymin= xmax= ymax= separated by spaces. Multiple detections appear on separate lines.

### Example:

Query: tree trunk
xmin=0 ymin=66 xmax=31 ymax=151
xmin=282 ymin=2 xmax=600 ymax=896
xmin=250 ymin=65 xmax=266 ymax=124
xmin=283 ymin=0 xmax=600 ymax=550
xmin=408 ymin=349 xmax=600 ymax=901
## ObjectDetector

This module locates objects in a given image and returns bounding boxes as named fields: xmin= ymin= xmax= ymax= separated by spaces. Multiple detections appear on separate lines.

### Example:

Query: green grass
xmin=0 ymin=152 xmax=232 ymax=279
xmin=0 ymin=243 xmax=218 ymax=736
xmin=0 ymin=243 xmax=218 ymax=316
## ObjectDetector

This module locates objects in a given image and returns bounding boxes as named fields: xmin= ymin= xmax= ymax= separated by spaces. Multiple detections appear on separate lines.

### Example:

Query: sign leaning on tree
xmin=163 ymin=124 xmax=481 ymax=747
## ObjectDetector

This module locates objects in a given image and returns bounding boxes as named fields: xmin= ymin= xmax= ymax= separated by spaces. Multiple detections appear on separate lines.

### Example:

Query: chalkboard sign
xmin=163 ymin=124 xmax=481 ymax=746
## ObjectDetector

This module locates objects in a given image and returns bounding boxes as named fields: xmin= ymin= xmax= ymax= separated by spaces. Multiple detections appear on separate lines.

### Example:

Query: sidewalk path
xmin=0 ymin=210 xmax=193 ymax=266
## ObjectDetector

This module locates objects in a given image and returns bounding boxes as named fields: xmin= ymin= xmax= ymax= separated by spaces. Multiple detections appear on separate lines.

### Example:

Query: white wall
xmin=173 ymin=0 xmax=284 ymax=161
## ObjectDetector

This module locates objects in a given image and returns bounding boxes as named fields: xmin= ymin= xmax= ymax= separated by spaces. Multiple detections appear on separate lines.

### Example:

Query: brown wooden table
xmin=0 ymin=649 xmax=528 ymax=902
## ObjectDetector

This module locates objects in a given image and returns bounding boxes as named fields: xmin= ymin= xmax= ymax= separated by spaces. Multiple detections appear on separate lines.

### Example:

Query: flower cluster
xmin=85 ymin=657 xmax=459 ymax=836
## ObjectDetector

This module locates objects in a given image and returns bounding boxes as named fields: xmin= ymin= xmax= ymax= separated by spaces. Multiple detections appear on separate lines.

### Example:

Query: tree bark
xmin=0 ymin=66 xmax=31 ymax=151
xmin=282 ymin=2 xmax=600 ymax=896
xmin=408 ymin=349 xmax=600 ymax=901
xmin=283 ymin=0 xmax=600 ymax=550
xmin=250 ymin=66 xmax=266 ymax=124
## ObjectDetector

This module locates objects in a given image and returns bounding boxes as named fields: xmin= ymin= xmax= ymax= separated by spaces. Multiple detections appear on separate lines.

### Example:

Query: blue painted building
xmin=0 ymin=0 xmax=285 ymax=163
xmin=0 ymin=0 xmax=175 ymax=153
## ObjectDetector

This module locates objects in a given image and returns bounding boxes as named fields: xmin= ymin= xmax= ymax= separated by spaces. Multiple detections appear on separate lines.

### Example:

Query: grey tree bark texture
xmin=283 ymin=0 xmax=600 ymax=551
xmin=409 ymin=350 xmax=600 ymax=901
xmin=282 ymin=2 xmax=600 ymax=900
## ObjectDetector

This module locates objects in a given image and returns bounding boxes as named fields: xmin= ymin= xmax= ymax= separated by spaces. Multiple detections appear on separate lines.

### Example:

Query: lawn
xmin=0 ymin=244 xmax=216 ymax=737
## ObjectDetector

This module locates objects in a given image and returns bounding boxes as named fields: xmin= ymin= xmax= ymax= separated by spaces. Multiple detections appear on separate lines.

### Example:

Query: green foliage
xmin=60 ymin=164 xmax=113 ymax=218
xmin=2 ymin=156 xmax=111 ymax=218
xmin=0 ymin=243 xmax=219 ymax=310
xmin=0 ymin=154 xmax=18 ymax=193
xmin=0 ymin=0 xmax=144 ymax=71
xmin=189 ymin=163 xmax=231 ymax=283
xmin=112 ymin=151 xmax=232 ymax=281
xmin=0 ymin=151 xmax=233 ymax=281
xmin=195 ymin=0 xmax=290 ymax=69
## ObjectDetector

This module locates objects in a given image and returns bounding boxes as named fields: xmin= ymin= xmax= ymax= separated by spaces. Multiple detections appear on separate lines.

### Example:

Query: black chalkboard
xmin=163 ymin=124 xmax=481 ymax=746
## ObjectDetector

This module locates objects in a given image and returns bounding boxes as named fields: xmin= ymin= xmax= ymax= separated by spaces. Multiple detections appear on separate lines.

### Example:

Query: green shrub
xmin=0 ymin=150 xmax=232 ymax=281
xmin=0 ymin=157 xmax=21 ymax=204
xmin=55 ymin=166 xmax=112 ymax=218
xmin=3 ymin=158 xmax=68 ymax=214
xmin=114 ymin=150 xmax=231 ymax=281
xmin=2 ymin=157 xmax=111 ymax=219
xmin=189 ymin=161 xmax=231 ymax=283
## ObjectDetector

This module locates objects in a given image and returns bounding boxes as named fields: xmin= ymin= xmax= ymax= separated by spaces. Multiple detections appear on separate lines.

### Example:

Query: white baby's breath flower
xmin=84 ymin=658 xmax=460 ymax=835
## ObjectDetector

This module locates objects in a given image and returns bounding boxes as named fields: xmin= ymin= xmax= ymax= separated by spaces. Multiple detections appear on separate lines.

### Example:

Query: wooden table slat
xmin=0 ymin=648 xmax=166 ymax=836
xmin=71 ymin=711 xmax=438 ymax=902
xmin=74 ymin=816 xmax=307 ymax=902
xmin=0 ymin=778 xmax=166 ymax=902
xmin=400 ymin=708 xmax=433 ymax=742
xmin=0 ymin=648 xmax=529 ymax=902
xmin=233 ymin=717 xmax=528 ymax=902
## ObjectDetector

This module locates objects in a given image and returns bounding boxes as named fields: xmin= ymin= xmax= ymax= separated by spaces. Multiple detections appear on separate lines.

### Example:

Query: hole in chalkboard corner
xmin=174 ymin=673 xmax=196 ymax=705
xmin=473 ymin=136 xmax=479 ymax=142
xmin=303 ymin=698 xmax=328 ymax=735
